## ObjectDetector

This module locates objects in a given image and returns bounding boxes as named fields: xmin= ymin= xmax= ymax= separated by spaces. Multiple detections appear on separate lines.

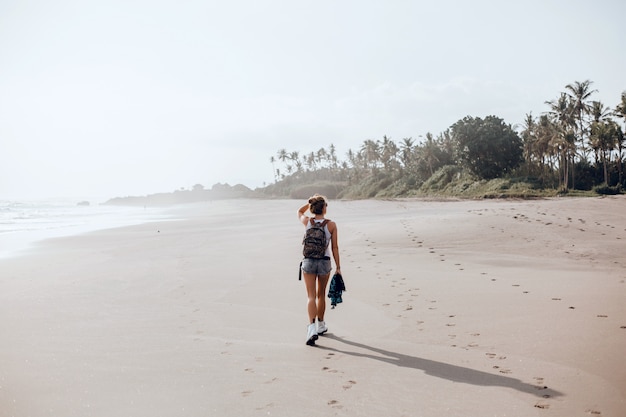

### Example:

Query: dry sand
xmin=1 ymin=197 xmax=625 ymax=417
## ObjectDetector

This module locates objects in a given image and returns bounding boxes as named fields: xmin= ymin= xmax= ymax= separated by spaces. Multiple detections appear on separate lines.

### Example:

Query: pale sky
xmin=1 ymin=0 xmax=624 ymax=201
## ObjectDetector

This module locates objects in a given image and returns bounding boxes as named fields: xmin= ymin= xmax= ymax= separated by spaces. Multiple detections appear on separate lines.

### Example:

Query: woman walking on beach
xmin=298 ymin=195 xmax=341 ymax=346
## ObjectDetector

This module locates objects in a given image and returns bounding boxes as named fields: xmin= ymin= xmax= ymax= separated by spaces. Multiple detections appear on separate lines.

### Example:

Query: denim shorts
xmin=301 ymin=258 xmax=332 ymax=276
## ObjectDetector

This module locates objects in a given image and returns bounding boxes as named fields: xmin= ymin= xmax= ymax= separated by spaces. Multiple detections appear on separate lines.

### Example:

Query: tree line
xmin=268 ymin=80 xmax=626 ymax=197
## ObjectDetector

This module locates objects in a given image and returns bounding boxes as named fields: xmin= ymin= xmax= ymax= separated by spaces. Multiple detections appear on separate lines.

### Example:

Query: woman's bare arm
xmin=329 ymin=222 xmax=341 ymax=273
xmin=297 ymin=203 xmax=310 ymax=225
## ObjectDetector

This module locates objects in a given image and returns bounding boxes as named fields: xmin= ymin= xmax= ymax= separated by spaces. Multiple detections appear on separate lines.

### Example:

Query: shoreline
xmin=0 ymin=197 xmax=624 ymax=416
xmin=0 ymin=203 xmax=190 ymax=260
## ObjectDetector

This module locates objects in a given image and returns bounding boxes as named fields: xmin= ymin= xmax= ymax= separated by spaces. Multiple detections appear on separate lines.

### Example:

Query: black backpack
xmin=302 ymin=218 xmax=330 ymax=259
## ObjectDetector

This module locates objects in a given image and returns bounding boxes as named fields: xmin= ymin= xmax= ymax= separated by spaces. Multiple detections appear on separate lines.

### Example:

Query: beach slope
xmin=0 ymin=197 xmax=624 ymax=416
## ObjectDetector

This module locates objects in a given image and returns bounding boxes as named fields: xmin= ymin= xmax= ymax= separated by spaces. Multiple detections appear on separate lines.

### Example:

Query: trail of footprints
xmin=236 ymin=351 xmax=357 ymax=411
xmin=399 ymin=215 xmax=622 ymax=325
xmin=343 ymin=211 xmax=620 ymax=414
xmin=374 ymin=213 xmax=618 ymax=413
xmin=322 ymin=352 xmax=357 ymax=410
xmin=497 ymin=206 xmax=625 ymax=269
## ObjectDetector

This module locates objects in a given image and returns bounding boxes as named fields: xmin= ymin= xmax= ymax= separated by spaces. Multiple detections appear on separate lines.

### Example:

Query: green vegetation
xmin=262 ymin=80 xmax=625 ymax=199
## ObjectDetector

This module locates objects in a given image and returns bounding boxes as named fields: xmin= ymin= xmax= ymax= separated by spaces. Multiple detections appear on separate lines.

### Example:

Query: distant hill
xmin=103 ymin=183 xmax=256 ymax=206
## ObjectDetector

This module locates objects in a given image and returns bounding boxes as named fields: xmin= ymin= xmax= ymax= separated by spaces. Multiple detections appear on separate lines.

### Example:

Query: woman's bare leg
xmin=316 ymin=274 xmax=330 ymax=321
xmin=303 ymin=272 xmax=318 ymax=323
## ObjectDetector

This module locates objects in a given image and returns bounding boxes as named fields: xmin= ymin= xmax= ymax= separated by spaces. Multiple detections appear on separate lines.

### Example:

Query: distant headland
xmin=103 ymin=183 xmax=257 ymax=206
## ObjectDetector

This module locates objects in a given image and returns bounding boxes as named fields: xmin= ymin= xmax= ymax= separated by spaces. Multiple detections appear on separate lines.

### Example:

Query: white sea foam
xmin=0 ymin=199 xmax=173 ymax=259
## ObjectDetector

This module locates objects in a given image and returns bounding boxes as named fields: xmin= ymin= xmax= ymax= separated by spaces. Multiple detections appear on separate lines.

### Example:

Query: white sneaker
xmin=317 ymin=320 xmax=328 ymax=335
xmin=306 ymin=323 xmax=318 ymax=346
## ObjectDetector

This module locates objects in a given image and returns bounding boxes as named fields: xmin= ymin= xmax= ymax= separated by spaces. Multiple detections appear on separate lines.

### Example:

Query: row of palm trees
xmin=521 ymin=80 xmax=626 ymax=189
xmin=270 ymin=144 xmax=342 ymax=179
xmin=270 ymin=80 xmax=626 ymax=191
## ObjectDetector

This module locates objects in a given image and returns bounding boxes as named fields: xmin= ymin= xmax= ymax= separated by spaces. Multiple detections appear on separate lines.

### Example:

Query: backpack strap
xmin=310 ymin=218 xmax=330 ymax=227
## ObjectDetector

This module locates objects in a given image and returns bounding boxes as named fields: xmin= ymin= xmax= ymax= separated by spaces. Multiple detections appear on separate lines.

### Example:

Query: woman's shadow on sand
xmin=319 ymin=334 xmax=563 ymax=399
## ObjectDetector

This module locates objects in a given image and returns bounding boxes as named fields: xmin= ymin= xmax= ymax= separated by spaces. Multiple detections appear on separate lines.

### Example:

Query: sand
xmin=0 ymin=197 xmax=624 ymax=417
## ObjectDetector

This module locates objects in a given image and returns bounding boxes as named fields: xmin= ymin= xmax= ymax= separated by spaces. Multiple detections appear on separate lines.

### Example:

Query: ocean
xmin=0 ymin=199 xmax=172 ymax=260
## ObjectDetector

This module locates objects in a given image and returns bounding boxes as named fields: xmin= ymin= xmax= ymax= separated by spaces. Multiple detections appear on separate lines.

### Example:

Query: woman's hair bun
xmin=308 ymin=194 xmax=327 ymax=215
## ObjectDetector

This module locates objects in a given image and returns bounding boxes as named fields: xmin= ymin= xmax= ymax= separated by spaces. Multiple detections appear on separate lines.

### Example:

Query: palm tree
xmin=277 ymin=148 xmax=288 ymax=163
xmin=520 ymin=113 xmax=538 ymax=175
xmin=290 ymin=151 xmax=302 ymax=173
xmin=616 ymin=91 xmax=626 ymax=128
xmin=346 ymin=149 xmax=356 ymax=169
xmin=380 ymin=136 xmax=399 ymax=172
xmin=546 ymin=93 xmax=576 ymax=189
xmin=614 ymin=91 xmax=626 ymax=185
xmin=590 ymin=120 xmax=621 ymax=185
xmin=565 ymin=80 xmax=597 ymax=188
xmin=588 ymin=100 xmax=613 ymax=170
xmin=566 ymin=79 xmax=596 ymax=144
xmin=421 ymin=133 xmax=440 ymax=177
xmin=345 ymin=148 xmax=361 ymax=183
xmin=328 ymin=144 xmax=338 ymax=171
xmin=535 ymin=115 xmax=559 ymax=182
xmin=269 ymin=156 xmax=278 ymax=182
xmin=590 ymin=100 xmax=611 ymax=122
xmin=304 ymin=151 xmax=316 ymax=172
xmin=360 ymin=139 xmax=381 ymax=171
xmin=399 ymin=137 xmax=415 ymax=173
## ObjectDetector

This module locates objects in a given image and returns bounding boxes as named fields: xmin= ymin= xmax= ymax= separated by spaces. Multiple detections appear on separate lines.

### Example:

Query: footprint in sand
xmin=255 ymin=402 xmax=275 ymax=411
xmin=533 ymin=377 xmax=548 ymax=391
xmin=327 ymin=399 xmax=342 ymax=409
xmin=342 ymin=380 xmax=357 ymax=390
